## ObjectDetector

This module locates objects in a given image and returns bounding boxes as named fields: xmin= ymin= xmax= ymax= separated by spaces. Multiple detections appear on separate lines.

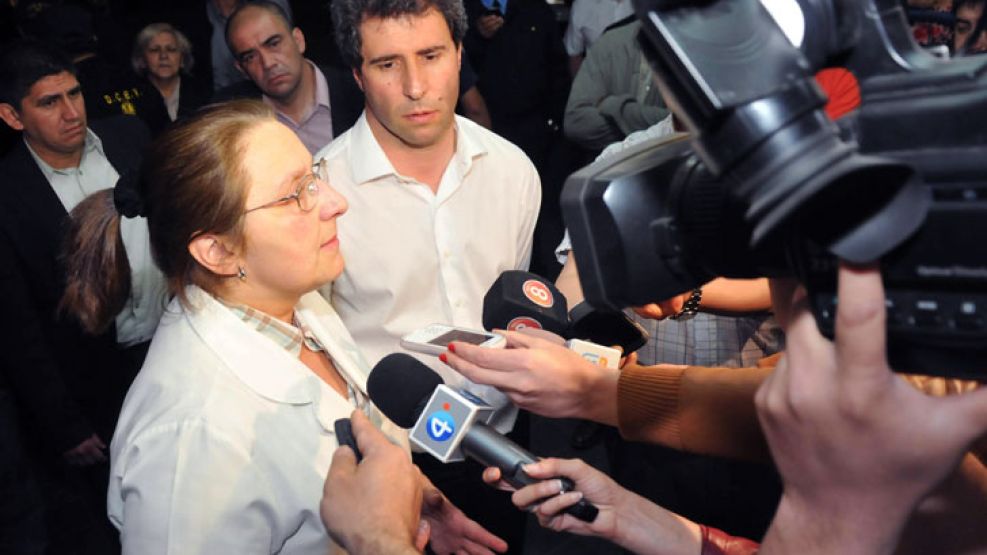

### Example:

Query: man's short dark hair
xmin=331 ymin=0 xmax=468 ymax=69
xmin=0 ymin=40 xmax=76 ymax=107
xmin=224 ymin=0 xmax=295 ymax=55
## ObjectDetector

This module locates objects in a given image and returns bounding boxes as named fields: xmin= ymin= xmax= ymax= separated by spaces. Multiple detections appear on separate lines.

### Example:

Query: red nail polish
xmin=439 ymin=353 xmax=448 ymax=363
xmin=447 ymin=343 xmax=456 ymax=353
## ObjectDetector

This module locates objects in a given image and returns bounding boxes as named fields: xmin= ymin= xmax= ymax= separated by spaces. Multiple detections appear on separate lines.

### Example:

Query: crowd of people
xmin=0 ymin=0 xmax=985 ymax=554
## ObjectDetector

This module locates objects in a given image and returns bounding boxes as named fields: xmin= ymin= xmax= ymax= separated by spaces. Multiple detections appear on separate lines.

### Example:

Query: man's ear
xmin=0 ymin=103 xmax=24 ymax=132
xmin=456 ymin=43 xmax=462 ymax=70
xmin=293 ymin=27 xmax=306 ymax=55
xmin=234 ymin=59 xmax=247 ymax=77
xmin=188 ymin=233 xmax=241 ymax=277
xmin=351 ymin=67 xmax=365 ymax=92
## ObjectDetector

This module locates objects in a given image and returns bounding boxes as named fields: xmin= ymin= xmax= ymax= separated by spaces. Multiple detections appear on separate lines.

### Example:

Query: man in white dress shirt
xmin=318 ymin=0 xmax=540 ymax=430
xmin=317 ymin=0 xmax=540 ymax=548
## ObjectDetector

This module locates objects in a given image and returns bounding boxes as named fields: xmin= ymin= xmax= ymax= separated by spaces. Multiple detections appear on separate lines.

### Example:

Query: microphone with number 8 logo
xmin=482 ymin=270 xmax=646 ymax=366
xmin=367 ymin=353 xmax=600 ymax=523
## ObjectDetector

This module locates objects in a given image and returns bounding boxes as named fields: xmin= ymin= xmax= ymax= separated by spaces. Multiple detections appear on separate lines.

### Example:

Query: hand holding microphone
xmin=435 ymin=270 xmax=630 ymax=424
xmin=442 ymin=331 xmax=620 ymax=426
xmin=484 ymin=457 xmax=627 ymax=540
xmin=367 ymin=354 xmax=600 ymax=523
xmin=322 ymin=411 xmax=426 ymax=554
xmin=482 ymin=270 xmax=648 ymax=355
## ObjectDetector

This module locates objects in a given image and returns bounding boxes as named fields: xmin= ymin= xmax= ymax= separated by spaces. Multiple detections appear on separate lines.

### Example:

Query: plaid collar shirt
xmin=222 ymin=301 xmax=365 ymax=407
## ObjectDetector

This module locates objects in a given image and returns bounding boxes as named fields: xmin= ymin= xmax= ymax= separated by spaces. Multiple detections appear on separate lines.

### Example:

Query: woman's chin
xmin=312 ymin=261 xmax=345 ymax=291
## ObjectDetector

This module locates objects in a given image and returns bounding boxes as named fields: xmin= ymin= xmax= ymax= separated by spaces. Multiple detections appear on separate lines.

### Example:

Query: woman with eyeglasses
xmin=60 ymin=100 xmax=507 ymax=555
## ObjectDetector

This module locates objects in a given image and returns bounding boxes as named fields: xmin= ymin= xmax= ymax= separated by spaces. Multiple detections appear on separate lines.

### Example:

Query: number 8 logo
xmin=522 ymin=279 xmax=554 ymax=308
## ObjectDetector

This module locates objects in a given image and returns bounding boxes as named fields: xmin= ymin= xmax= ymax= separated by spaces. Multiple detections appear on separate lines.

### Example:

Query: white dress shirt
xmin=26 ymin=131 xmax=167 ymax=346
xmin=315 ymin=114 xmax=541 ymax=432
xmin=563 ymin=0 xmax=635 ymax=56
xmin=108 ymin=287 xmax=406 ymax=554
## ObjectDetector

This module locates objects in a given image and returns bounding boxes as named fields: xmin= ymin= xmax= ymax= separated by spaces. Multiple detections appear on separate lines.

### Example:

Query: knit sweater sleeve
xmin=616 ymin=356 xmax=779 ymax=462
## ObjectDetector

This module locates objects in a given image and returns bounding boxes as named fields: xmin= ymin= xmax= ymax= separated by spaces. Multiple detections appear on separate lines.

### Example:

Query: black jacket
xmin=463 ymin=0 xmax=569 ymax=125
xmin=0 ymin=116 xmax=149 ymax=454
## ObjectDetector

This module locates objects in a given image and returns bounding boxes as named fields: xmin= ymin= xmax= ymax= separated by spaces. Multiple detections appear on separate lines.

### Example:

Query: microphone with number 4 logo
xmin=368 ymin=353 xmax=600 ymax=523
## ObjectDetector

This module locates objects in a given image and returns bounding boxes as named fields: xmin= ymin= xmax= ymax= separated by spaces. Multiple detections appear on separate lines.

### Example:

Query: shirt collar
xmin=25 ymin=128 xmax=103 ymax=179
xmin=220 ymin=300 xmax=323 ymax=357
xmin=216 ymin=295 xmax=366 ymax=410
xmin=311 ymin=61 xmax=331 ymax=110
xmin=262 ymin=60 xmax=329 ymax=125
xmin=345 ymin=112 xmax=487 ymax=186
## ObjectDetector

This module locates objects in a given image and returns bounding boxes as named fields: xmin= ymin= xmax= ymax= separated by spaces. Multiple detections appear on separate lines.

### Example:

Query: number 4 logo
xmin=426 ymin=412 xmax=456 ymax=442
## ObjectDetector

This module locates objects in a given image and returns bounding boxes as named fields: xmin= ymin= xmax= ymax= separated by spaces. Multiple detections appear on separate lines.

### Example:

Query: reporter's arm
xmin=444 ymin=331 xmax=620 ymax=425
xmin=506 ymin=457 xmax=703 ymax=555
xmin=633 ymin=277 xmax=772 ymax=320
xmin=700 ymin=277 xmax=772 ymax=313
xmin=617 ymin=361 xmax=773 ymax=462
xmin=446 ymin=328 xmax=774 ymax=453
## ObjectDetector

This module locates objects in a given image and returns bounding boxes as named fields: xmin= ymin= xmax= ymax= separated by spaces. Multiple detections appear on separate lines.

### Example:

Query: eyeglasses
xmin=244 ymin=160 xmax=328 ymax=214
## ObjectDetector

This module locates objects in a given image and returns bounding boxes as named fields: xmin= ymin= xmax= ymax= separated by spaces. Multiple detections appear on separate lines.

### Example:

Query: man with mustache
xmin=316 ymin=0 xmax=540 ymax=548
xmin=218 ymin=0 xmax=365 ymax=154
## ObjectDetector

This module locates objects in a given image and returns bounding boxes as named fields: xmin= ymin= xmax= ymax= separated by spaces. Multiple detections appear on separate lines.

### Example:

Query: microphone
xmin=368 ymin=353 xmax=599 ymax=523
xmin=567 ymin=302 xmax=649 ymax=354
xmin=482 ymin=270 xmax=647 ymax=360
xmin=482 ymin=271 xmax=569 ymax=335
xmin=481 ymin=270 xmax=633 ymax=367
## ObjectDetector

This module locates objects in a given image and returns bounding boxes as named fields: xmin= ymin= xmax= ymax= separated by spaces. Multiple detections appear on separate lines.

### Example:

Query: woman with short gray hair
xmin=131 ymin=23 xmax=206 ymax=121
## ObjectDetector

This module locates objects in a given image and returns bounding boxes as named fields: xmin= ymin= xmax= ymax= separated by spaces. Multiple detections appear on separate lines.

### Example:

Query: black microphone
xmin=368 ymin=354 xmax=599 ymax=523
xmin=482 ymin=271 xmax=570 ymax=335
xmin=482 ymin=271 xmax=649 ymax=354
xmin=567 ymin=302 xmax=650 ymax=354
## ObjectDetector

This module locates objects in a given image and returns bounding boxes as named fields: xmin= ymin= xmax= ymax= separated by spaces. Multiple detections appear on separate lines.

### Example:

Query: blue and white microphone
xmin=367 ymin=353 xmax=599 ymax=522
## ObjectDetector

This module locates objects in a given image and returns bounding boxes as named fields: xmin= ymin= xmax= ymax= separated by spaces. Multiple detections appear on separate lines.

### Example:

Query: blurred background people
xmin=563 ymin=0 xmax=633 ymax=77
xmin=215 ymin=0 xmax=364 ymax=153
xmin=954 ymin=0 xmax=987 ymax=55
xmin=0 ymin=39 xmax=163 ymax=555
xmin=16 ymin=2 xmax=170 ymax=136
xmin=908 ymin=0 xmax=956 ymax=52
xmin=131 ymin=22 xmax=208 ymax=122
xmin=563 ymin=20 xmax=668 ymax=157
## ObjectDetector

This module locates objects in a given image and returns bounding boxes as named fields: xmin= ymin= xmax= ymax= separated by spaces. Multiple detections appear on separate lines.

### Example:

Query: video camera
xmin=562 ymin=0 xmax=987 ymax=378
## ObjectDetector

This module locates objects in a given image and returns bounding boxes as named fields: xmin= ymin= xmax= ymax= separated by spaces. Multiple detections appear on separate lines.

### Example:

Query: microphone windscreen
xmin=482 ymin=271 xmax=569 ymax=335
xmin=367 ymin=353 xmax=444 ymax=428
xmin=567 ymin=302 xmax=650 ymax=353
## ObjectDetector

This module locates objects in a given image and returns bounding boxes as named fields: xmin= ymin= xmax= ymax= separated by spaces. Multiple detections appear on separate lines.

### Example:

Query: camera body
xmin=562 ymin=0 xmax=987 ymax=378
